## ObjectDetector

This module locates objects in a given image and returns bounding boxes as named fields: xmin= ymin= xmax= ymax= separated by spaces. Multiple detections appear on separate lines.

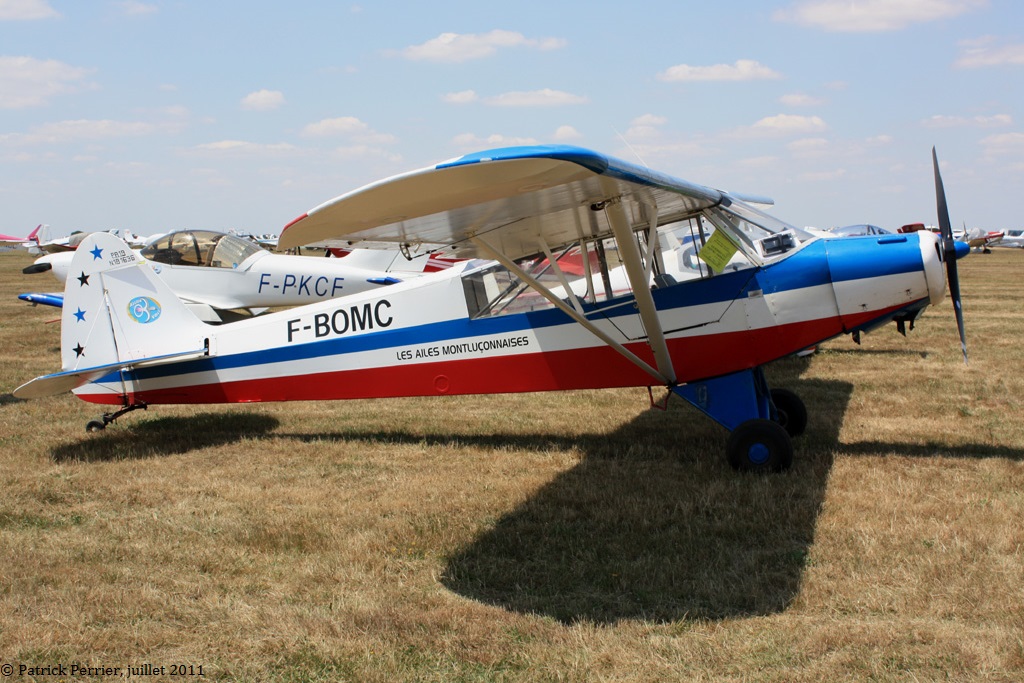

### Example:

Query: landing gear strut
xmin=770 ymin=387 xmax=807 ymax=437
xmin=86 ymin=401 xmax=147 ymax=432
xmin=671 ymin=367 xmax=806 ymax=472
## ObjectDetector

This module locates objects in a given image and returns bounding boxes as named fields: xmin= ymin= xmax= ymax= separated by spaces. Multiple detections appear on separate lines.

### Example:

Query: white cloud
xmin=0 ymin=56 xmax=94 ymax=108
xmin=980 ymin=132 xmax=1024 ymax=155
xmin=922 ymin=113 xmax=1012 ymax=127
xmin=452 ymin=132 xmax=539 ymax=149
xmin=552 ymin=125 xmax=582 ymax=141
xmin=192 ymin=140 xmax=298 ymax=154
xmin=774 ymin=0 xmax=987 ymax=32
xmin=399 ymin=29 xmax=566 ymax=63
xmin=0 ymin=0 xmax=59 ymax=20
xmin=3 ymin=119 xmax=164 ymax=145
xmin=619 ymin=141 xmax=710 ymax=161
xmin=625 ymin=123 xmax=662 ymax=139
xmin=301 ymin=116 xmax=368 ymax=137
xmin=737 ymin=114 xmax=828 ymax=137
xmin=788 ymin=137 xmax=830 ymax=155
xmin=955 ymin=36 xmax=1024 ymax=68
xmin=241 ymin=89 xmax=285 ymax=111
xmin=442 ymin=90 xmax=479 ymax=104
xmin=299 ymin=116 xmax=398 ymax=162
xmin=632 ymin=114 xmax=667 ymax=127
xmin=780 ymin=93 xmax=825 ymax=107
xmin=658 ymin=59 xmax=781 ymax=82
xmin=483 ymin=89 xmax=588 ymax=107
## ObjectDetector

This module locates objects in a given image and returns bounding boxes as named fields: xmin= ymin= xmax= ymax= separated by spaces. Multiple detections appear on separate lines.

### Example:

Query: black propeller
xmin=932 ymin=147 xmax=968 ymax=365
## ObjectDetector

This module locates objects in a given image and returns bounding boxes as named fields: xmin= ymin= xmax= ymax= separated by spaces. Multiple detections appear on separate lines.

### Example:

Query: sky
xmin=1 ymin=0 xmax=1022 ymax=238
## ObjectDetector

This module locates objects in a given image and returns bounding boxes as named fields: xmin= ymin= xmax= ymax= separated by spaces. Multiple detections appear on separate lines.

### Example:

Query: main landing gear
xmin=671 ymin=367 xmax=807 ymax=473
xmin=85 ymin=401 xmax=148 ymax=433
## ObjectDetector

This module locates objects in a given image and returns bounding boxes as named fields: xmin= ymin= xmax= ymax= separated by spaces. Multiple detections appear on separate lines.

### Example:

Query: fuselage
xmin=74 ymin=231 xmax=945 ymax=406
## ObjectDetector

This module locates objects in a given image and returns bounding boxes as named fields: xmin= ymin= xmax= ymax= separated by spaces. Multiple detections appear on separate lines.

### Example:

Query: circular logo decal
xmin=127 ymin=296 xmax=162 ymax=324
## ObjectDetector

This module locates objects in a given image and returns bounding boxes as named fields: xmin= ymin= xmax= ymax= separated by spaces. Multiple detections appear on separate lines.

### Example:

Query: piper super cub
xmin=14 ymin=145 xmax=969 ymax=472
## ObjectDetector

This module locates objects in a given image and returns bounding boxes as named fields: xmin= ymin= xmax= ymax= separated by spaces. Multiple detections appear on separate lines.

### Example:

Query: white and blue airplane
xmin=20 ymin=228 xmax=450 ymax=321
xmin=14 ymin=145 xmax=968 ymax=472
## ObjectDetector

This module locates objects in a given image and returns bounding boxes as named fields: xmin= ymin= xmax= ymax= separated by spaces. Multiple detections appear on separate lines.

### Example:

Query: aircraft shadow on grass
xmin=40 ymin=359 xmax=1021 ymax=623
xmin=49 ymin=412 xmax=280 ymax=463
xmin=438 ymin=360 xmax=1023 ymax=624
xmin=435 ymin=358 xmax=846 ymax=624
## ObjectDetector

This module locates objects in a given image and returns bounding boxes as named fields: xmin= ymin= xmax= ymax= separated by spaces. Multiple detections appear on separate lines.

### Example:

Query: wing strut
xmin=470 ymin=235 xmax=669 ymax=385
xmin=538 ymin=237 xmax=585 ymax=316
xmin=600 ymin=180 xmax=677 ymax=385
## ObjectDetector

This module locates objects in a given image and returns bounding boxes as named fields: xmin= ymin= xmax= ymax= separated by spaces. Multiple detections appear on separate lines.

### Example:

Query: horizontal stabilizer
xmin=14 ymin=346 xmax=209 ymax=400
xmin=19 ymin=292 xmax=64 ymax=308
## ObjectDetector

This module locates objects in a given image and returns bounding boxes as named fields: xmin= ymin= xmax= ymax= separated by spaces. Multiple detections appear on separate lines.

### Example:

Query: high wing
xmin=279 ymin=145 xmax=726 ymax=259
xmin=280 ymin=145 xmax=749 ymax=388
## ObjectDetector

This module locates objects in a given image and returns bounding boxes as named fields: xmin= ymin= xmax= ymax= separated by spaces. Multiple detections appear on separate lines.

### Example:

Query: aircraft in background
xmin=993 ymin=228 xmax=1024 ymax=248
xmin=963 ymin=227 xmax=1004 ymax=253
xmin=0 ymin=225 xmax=43 ymax=249
xmin=828 ymin=224 xmax=894 ymax=237
xmin=15 ymin=145 xmax=969 ymax=473
xmin=899 ymin=222 xmax=1001 ymax=252
xmin=20 ymin=228 xmax=441 ymax=321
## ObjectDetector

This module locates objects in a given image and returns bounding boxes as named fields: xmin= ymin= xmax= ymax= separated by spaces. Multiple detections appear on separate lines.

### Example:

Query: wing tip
xmin=278 ymin=213 xmax=309 ymax=249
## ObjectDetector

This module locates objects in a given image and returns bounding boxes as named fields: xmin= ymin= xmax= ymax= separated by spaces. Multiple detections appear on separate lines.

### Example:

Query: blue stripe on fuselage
xmin=125 ymin=268 xmax=762 ymax=383
xmin=117 ymin=234 xmax=925 ymax=384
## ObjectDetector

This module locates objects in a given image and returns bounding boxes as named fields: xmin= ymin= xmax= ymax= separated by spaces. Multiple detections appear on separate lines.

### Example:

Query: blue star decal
xmin=74 ymin=307 xmax=86 ymax=322
xmin=90 ymin=245 xmax=103 ymax=260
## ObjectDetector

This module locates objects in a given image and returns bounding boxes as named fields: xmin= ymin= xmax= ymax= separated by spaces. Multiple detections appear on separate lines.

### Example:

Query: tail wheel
xmin=726 ymin=419 xmax=793 ymax=473
xmin=770 ymin=388 xmax=807 ymax=437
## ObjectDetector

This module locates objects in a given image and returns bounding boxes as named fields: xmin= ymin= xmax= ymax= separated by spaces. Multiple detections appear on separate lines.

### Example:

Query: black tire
xmin=726 ymin=419 xmax=793 ymax=473
xmin=86 ymin=420 xmax=106 ymax=433
xmin=770 ymin=388 xmax=807 ymax=437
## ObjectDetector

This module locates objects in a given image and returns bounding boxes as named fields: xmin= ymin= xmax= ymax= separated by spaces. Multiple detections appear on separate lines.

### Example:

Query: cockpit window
xmin=460 ymin=196 xmax=813 ymax=320
xmin=704 ymin=201 xmax=810 ymax=264
xmin=141 ymin=231 xmax=263 ymax=268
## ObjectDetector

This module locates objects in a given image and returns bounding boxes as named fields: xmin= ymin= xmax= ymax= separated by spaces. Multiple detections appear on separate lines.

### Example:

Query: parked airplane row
xmin=19 ymin=228 xmax=455 ymax=321
xmin=12 ymin=145 xmax=969 ymax=473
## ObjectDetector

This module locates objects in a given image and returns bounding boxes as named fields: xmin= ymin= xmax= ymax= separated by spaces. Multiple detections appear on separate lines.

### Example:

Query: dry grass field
xmin=0 ymin=246 xmax=1021 ymax=681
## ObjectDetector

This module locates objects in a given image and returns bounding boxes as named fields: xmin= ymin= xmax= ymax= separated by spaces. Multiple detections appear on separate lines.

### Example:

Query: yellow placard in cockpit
xmin=697 ymin=230 xmax=739 ymax=273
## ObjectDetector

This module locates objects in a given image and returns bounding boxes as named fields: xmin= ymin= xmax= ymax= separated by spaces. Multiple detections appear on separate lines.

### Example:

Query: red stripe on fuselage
xmin=79 ymin=302 xmax=916 ymax=406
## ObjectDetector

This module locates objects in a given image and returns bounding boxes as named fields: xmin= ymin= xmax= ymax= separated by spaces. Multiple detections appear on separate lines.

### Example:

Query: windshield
xmin=461 ymin=196 xmax=813 ymax=320
xmin=703 ymin=200 xmax=812 ymax=263
xmin=141 ymin=230 xmax=263 ymax=268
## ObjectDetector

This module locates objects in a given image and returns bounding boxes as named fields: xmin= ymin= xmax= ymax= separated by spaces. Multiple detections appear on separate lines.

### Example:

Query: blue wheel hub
xmin=747 ymin=442 xmax=770 ymax=464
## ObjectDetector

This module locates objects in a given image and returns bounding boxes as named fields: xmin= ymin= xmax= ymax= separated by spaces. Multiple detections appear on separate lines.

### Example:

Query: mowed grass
xmin=1 ymin=247 xmax=1022 ymax=681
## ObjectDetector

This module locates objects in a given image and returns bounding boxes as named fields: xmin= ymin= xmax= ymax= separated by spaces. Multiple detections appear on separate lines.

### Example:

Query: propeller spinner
xmin=931 ymin=147 xmax=969 ymax=365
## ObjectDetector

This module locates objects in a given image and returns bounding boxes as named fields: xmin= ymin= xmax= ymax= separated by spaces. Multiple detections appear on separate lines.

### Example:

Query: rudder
xmin=59 ymin=232 xmax=209 ymax=373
